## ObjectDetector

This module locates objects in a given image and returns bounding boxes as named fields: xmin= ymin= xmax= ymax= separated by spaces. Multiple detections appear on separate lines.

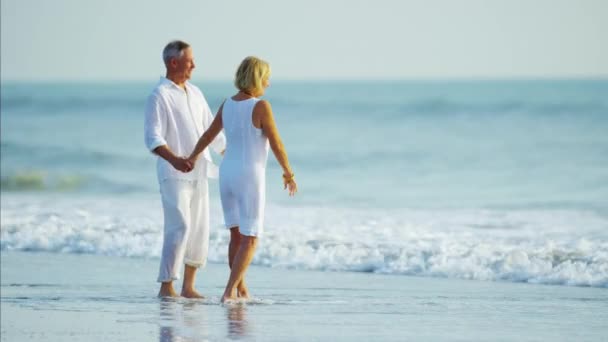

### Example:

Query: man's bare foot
xmin=158 ymin=286 xmax=179 ymax=298
xmin=181 ymin=288 xmax=205 ymax=299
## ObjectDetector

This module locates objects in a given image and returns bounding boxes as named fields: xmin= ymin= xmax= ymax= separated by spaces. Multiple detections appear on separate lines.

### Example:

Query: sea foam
xmin=1 ymin=194 xmax=607 ymax=287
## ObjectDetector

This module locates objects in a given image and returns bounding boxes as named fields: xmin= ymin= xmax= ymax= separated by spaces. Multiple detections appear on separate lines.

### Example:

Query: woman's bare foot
xmin=221 ymin=295 xmax=236 ymax=303
xmin=221 ymin=289 xmax=237 ymax=303
xmin=237 ymin=284 xmax=250 ymax=299
xmin=181 ymin=288 xmax=205 ymax=299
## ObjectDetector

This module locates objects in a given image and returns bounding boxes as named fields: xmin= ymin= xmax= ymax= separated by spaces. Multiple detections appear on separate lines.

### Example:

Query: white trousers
xmin=157 ymin=179 xmax=209 ymax=283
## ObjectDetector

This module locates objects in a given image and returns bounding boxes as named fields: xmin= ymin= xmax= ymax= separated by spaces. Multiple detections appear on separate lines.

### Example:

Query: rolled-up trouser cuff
xmin=184 ymin=258 xmax=207 ymax=268
xmin=157 ymin=275 xmax=179 ymax=283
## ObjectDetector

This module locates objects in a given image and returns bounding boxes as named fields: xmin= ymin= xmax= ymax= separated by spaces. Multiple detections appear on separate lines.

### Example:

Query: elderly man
xmin=144 ymin=40 xmax=225 ymax=298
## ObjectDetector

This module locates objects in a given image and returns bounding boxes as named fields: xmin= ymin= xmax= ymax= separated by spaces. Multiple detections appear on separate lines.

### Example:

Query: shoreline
xmin=2 ymin=251 xmax=607 ymax=341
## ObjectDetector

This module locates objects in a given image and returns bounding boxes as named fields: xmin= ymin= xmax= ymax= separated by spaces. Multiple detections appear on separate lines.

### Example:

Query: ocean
xmin=2 ymin=79 xmax=607 ymax=287
xmin=2 ymin=79 xmax=608 ymax=341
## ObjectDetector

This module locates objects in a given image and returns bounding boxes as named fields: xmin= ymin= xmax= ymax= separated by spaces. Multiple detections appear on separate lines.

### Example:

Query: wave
xmin=0 ymin=141 xmax=153 ymax=193
xmin=0 ymin=170 xmax=145 ymax=193
xmin=283 ymin=99 xmax=608 ymax=118
xmin=1 ymin=171 xmax=86 ymax=191
xmin=398 ymin=99 xmax=608 ymax=116
xmin=0 ymin=141 xmax=143 ymax=165
xmin=3 ymin=90 xmax=606 ymax=118
xmin=1 ymin=96 xmax=147 ymax=113
xmin=1 ymin=195 xmax=607 ymax=287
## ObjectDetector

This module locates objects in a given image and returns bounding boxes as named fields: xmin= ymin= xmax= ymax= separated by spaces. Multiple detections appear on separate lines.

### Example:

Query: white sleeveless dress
xmin=219 ymin=97 xmax=270 ymax=236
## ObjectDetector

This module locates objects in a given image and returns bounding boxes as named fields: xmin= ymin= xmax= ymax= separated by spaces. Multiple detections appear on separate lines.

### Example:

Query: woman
xmin=187 ymin=56 xmax=297 ymax=302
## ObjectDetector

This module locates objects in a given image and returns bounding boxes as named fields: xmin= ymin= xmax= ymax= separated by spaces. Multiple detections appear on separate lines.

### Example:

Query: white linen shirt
xmin=144 ymin=77 xmax=226 ymax=182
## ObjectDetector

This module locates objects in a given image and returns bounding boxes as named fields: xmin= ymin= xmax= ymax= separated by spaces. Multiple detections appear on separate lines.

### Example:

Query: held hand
xmin=171 ymin=157 xmax=193 ymax=173
xmin=186 ymin=154 xmax=199 ymax=169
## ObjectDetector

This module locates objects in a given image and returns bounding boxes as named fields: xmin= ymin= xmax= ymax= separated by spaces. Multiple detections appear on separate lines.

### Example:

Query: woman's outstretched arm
xmin=188 ymin=103 xmax=224 ymax=164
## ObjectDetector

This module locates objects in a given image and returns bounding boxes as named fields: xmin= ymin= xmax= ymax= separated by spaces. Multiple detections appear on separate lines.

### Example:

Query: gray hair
xmin=162 ymin=40 xmax=190 ymax=65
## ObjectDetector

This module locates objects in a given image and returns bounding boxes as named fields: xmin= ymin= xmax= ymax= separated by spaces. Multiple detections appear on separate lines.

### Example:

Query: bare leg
xmin=228 ymin=228 xmax=240 ymax=268
xmin=222 ymin=235 xmax=257 ymax=303
xmin=181 ymin=264 xmax=204 ymax=298
xmin=158 ymin=281 xmax=179 ymax=298
xmin=237 ymin=279 xmax=250 ymax=299
xmin=228 ymin=228 xmax=249 ymax=298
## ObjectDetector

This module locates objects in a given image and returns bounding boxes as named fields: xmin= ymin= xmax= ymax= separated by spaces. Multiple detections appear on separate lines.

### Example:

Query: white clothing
xmin=157 ymin=179 xmax=209 ymax=282
xmin=219 ymin=97 xmax=270 ymax=237
xmin=144 ymin=77 xmax=226 ymax=181
xmin=143 ymin=77 xmax=225 ymax=282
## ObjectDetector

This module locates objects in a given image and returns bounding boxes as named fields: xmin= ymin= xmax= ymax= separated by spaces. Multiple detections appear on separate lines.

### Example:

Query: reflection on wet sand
xmin=158 ymin=299 xmax=210 ymax=342
xmin=157 ymin=298 xmax=251 ymax=341
xmin=226 ymin=304 xmax=249 ymax=339
xmin=159 ymin=299 xmax=180 ymax=342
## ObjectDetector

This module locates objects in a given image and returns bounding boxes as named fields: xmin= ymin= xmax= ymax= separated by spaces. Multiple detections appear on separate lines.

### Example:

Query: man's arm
xmin=144 ymin=93 xmax=192 ymax=172
xmin=153 ymin=145 xmax=192 ymax=172
xmin=144 ymin=93 xmax=168 ymax=152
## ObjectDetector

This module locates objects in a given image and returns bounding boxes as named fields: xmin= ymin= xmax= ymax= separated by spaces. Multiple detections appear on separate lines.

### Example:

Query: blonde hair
xmin=234 ymin=56 xmax=271 ymax=94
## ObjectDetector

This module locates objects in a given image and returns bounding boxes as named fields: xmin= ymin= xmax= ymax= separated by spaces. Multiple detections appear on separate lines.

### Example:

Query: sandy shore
xmin=1 ymin=251 xmax=607 ymax=341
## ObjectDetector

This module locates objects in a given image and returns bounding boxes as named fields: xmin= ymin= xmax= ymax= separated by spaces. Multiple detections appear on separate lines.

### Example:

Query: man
xmin=144 ymin=40 xmax=225 ymax=298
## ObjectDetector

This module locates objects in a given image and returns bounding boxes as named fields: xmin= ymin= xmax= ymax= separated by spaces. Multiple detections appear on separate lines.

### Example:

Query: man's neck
xmin=166 ymin=73 xmax=187 ymax=90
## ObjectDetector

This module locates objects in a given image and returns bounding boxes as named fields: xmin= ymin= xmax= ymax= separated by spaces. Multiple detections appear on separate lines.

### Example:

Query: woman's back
xmin=219 ymin=96 xmax=270 ymax=238
xmin=221 ymin=97 xmax=269 ymax=173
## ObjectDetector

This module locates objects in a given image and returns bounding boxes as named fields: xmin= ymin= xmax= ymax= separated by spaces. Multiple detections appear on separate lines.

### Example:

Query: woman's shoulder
xmin=252 ymin=100 xmax=273 ymax=124
xmin=254 ymin=99 xmax=272 ymax=110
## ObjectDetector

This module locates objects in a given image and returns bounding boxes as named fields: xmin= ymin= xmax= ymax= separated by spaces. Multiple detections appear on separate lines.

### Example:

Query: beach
xmin=2 ymin=80 xmax=608 ymax=340
xmin=2 ymin=250 xmax=607 ymax=341
xmin=2 ymin=0 xmax=608 ymax=337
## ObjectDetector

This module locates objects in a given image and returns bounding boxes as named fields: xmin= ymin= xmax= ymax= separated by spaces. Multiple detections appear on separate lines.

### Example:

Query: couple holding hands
xmin=144 ymin=40 xmax=297 ymax=303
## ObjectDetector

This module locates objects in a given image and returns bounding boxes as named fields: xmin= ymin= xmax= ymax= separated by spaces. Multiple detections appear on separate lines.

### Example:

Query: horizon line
xmin=2 ymin=75 xmax=608 ymax=84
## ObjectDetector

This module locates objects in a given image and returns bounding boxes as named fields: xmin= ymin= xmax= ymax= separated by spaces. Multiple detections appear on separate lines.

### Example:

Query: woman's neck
xmin=233 ymin=90 xmax=256 ymax=100
xmin=241 ymin=90 xmax=255 ymax=97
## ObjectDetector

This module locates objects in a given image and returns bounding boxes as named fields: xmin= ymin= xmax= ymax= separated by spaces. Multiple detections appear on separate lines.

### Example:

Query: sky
xmin=1 ymin=0 xmax=607 ymax=81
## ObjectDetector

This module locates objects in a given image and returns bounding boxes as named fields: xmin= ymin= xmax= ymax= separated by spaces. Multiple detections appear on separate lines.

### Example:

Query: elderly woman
xmin=188 ymin=56 xmax=297 ymax=302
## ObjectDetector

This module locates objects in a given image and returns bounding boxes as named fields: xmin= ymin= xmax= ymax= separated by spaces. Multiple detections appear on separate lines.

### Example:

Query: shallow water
xmin=2 ymin=251 xmax=607 ymax=341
